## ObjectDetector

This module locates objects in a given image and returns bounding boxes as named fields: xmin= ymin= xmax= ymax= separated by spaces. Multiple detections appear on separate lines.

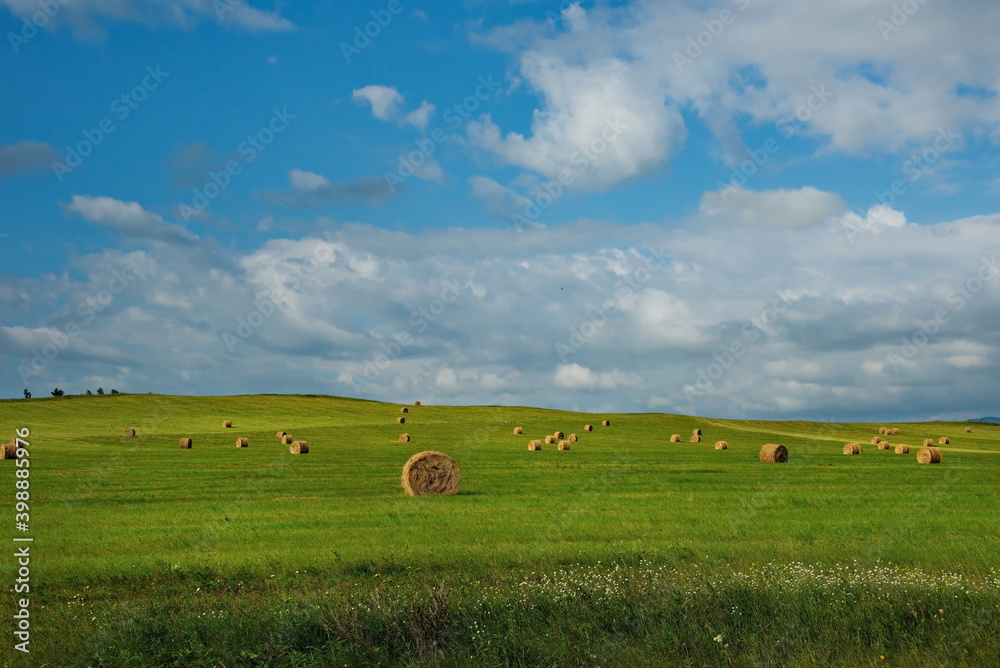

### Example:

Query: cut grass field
xmin=1 ymin=393 xmax=998 ymax=666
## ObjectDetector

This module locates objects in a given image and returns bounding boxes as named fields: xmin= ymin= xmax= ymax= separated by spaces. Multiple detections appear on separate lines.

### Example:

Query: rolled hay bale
xmin=892 ymin=428 xmax=900 ymax=435
xmin=558 ymin=440 xmax=571 ymax=451
xmin=528 ymin=440 xmax=543 ymax=451
xmin=690 ymin=435 xmax=702 ymax=443
xmin=964 ymin=426 xmax=973 ymax=433
xmin=670 ymin=434 xmax=682 ymax=443
xmin=544 ymin=435 xmax=555 ymax=444
xmin=923 ymin=439 xmax=935 ymax=447
xmin=513 ymin=427 xmax=524 ymax=435
xmin=235 ymin=437 xmax=249 ymax=448
xmin=275 ymin=431 xmax=287 ymax=441
xmin=223 ymin=420 xmax=233 ymax=428
xmin=398 ymin=433 xmax=411 ymax=443
xmin=843 ymin=443 xmax=862 ymax=455
xmin=400 ymin=407 xmax=409 ymax=413
xmin=939 ymin=437 xmax=950 ymax=445
xmin=1 ymin=442 xmax=16 ymax=460
xmin=692 ymin=428 xmax=702 ymax=436
xmin=602 ymin=419 xmax=611 ymax=427
xmin=871 ymin=436 xmax=883 ymax=444
xmin=290 ymin=441 xmax=309 ymax=455
xmin=894 ymin=444 xmax=910 ymax=455
xmin=568 ymin=433 xmax=578 ymax=442
xmin=123 ymin=428 xmax=136 ymax=437
xmin=282 ymin=434 xmax=294 ymax=444
xmin=179 ymin=438 xmax=192 ymax=449
xmin=584 ymin=424 xmax=594 ymax=432
xmin=715 ymin=441 xmax=728 ymax=450
xmin=878 ymin=427 xmax=886 ymax=434
xmin=401 ymin=451 xmax=460 ymax=496
xmin=917 ymin=447 xmax=942 ymax=464
xmin=397 ymin=417 xmax=406 ymax=424
xmin=553 ymin=431 xmax=565 ymax=440
xmin=877 ymin=441 xmax=891 ymax=451
xmin=759 ymin=444 xmax=788 ymax=463
xmin=414 ymin=401 xmax=422 ymax=406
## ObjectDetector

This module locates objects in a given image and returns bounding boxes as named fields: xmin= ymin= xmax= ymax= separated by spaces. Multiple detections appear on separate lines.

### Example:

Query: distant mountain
xmin=967 ymin=417 xmax=1000 ymax=424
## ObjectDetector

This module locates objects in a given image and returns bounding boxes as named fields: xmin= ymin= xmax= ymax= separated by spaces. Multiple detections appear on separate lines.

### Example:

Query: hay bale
xmin=401 ymin=407 xmax=409 ymax=413
xmin=553 ymin=431 xmax=564 ymax=440
xmin=843 ymin=443 xmax=862 ymax=455
xmin=670 ymin=434 xmax=681 ymax=443
xmin=401 ymin=451 xmax=460 ymax=496
xmin=528 ymin=440 xmax=543 ymax=450
xmin=282 ymin=434 xmax=294 ymax=444
xmin=759 ymin=444 xmax=788 ymax=463
xmin=584 ymin=424 xmax=593 ymax=432
xmin=557 ymin=440 xmax=571 ymax=451
xmin=568 ymin=433 xmax=578 ymax=442
xmin=179 ymin=438 xmax=192 ymax=449
xmin=690 ymin=435 xmax=701 ymax=443
xmin=513 ymin=427 xmax=524 ymax=435
xmin=877 ymin=441 xmax=891 ymax=450
xmin=917 ymin=447 xmax=942 ymax=464
xmin=715 ymin=441 xmax=728 ymax=450
xmin=923 ymin=439 xmax=934 ymax=447
xmin=223 ymin=420 xmax=233 ymax=428
xmin=892 ymin=428 xmax=900 ymax=435
xmin=414 ymin=401 xmax=422 ymax=406
xmin=964 ymin=426 xmax=972 ymax=433
xmin=878 ymin=427 xmax=886 ymax=434
xmin=894 ymin=444 xmax=910 ymax=454
xmin=235 ymin=437 xmax=249 ymax=448
xmin=1 ymin=442 xmax=16 ymax=460
xmin=290 ymin=441 xmax=309 ymax=454
xmin=871 ymin=436 xmax=883 ymax=444
xmin=692 ymin=428 xmax=702 ymax=436
xmin=397 ymin=417 xmax=406 ymax=424
xmin=398 ymin=433 xmax=411 ymax=443
xmin=938 ymin=437 xmax=950 ymax=445
xmin=544 ymin=435 xmax=555 ymax=444
xmin=123 ymin=428 xmax=136 ymax=437
xmin=602 ymin=419 xmax=611 ymax=427
xmin=275 ymin=431 xmax=287 ymax=441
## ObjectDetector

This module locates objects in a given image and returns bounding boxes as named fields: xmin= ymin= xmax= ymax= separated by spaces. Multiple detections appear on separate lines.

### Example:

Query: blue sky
xmin=2 ymin=0 xmax=1000 ymax=421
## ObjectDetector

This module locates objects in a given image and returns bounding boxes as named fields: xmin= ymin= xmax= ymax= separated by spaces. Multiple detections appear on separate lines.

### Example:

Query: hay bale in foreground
xmin=282 ymin=434 xmax=294 ymax=444
xmin=965 ymin=426 xmax=972 ymax=433
xmin=235 ymin=437 xmax=249 ymax=448
xmin=223 ymin=420 xmax=233 ymax=428
xmin=401 ymin=451 xmax=460 ymax=496
xmin=179 ymin=438 xmax=192 ymax=449
xmin=513 ymin=427 xmax=524 ymax=435
xmin=401 ymin=407 xmax=409 ymax=413
xmin=290 ymin=441 xmax=309 ymax=454
xmin=923 ymin=439 xmax=935 ymax=447
xmin=397 ymin=417 xmax=406 ymax=424
xmin=528 ymin=440 xmax=543 ymax=451
xmin=917 ymin=447 xmax=942 ymax=464
xmin=568 ymin=433 xmax=578 ymax=442
xmin=123 ymin=428 xmax=136 ymax=437
xmin=553 ymin=431 xmax=564 ymax=440
xmin=584 ymin=424 xmax=593 ymax=432
xmin=1 ymin=442 xmax=16 ymax=460
xmin=398 ymin=433 xmax=411 ymax=443
xmin=939 ymin=437 xmax=950 ymax=445
xmin=715 ymin=441 xmax=728 ymax=450
xmin=557 ymin=440 xmax=571 ymax=451
xmin=690 ymin=435 xmax=701 ymax=443
xmin=275 ymin=431 xmax=287 ymax=441
xmin=759 ymin=444 xmax=788 ymax=463
xmin=602 ymin=420 xmax=611 ymax=427
xmin=670 ymin=434 xmax=681 ymax=443
xmin=544 ymin=435 xmax=555 ymax=444
xmin=843 ymin=443 xmax=862 ymax=455
xmin=692 ymin=428 xmax=702 ymax=436
xmin=877 ymin=441 xmax=891 ymax=450
xmin=894 ymin=444 xmax=910 ymax=454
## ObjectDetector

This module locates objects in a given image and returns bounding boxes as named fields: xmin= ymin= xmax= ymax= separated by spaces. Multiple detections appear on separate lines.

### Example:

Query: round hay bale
xmin=964 ymin=426 xmax=972 ymax=433
xmin=544 ymin=435 xmax=555 ymax=444
xmin=275 ymin=431 xmax=287 ymax=441
xmin=179 ymin=438 xmax=192 ymax=449
xmin=282 ymin=434 xmax=294 ymax=444
xmin=397 ymin=417 xmax=406 ymax=424
xmin=877 ymin=441 xmax=891 ymax=450
xmin=553 ymin=431 xmax=564 ymax=440
xmin=878 ymin=427 xmax=886 ymax=434
xmin=938 ymin=437 xmax=950 ymax=445
xmin=223 ymin=420 xmax=233 ymax=428
xmin=401 ymin=451 xmax=460 ymax=496
xmin=513 ymin=427 xmax=524 ymax=435
xmin=871 ymin=437 xmax=882 ymax=444
xmin=584 ymin=424 xmax=593 ymax=432
xmin=891 ymin=428 xmax=900 ymax=435
xmin=235 ymin=437 xmax=249 ymax=448
xmin=414 ymin=401 xmax=422 ymax=406
xmin=123 ymin=428 xmax=136 ymax=437
xmin=759 ymin=444 xmax=788 ymax=463
xmin=1 ymin=442 xmax=17 ymax=460
xmin=401 ymin=407 xmax=409 ymax=413
xmin=923 ymin=439 xmax=935 ymax=447
xmin=528 ymin=440 xmax=543 ymax=450
xmin=557 ymin=440 xmax=571 ymax=451
xmin=670 ymin=434 xmax=681 ymax=443
xmin=692 ymin=428 xmax=702 ymax=436
xmin=715 ymin=441 xmax=728 ymax=450
xmin=917 ymin=447 xmax=942 ymax=464
xmin=290 ymin=441 xmax=309 ymax=454
xmin=894 ymin=444 xmax=910 ymax=454
xmin=602 ymin=419 xmax=611 ymax=427
xmin=843 ymin=443 xmax=862 ymax=455
xmin=398 ymin=433 xmax=411 ymax=443
xmin=690 ymin=435 xmax=701 ymax=443
xmin=568 ymin=433 xmax=578 ymax=442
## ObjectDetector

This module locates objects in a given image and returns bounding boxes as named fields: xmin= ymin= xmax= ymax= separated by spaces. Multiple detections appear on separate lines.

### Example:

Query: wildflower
xmin=714 ymin=634 xmax=724 ymax=643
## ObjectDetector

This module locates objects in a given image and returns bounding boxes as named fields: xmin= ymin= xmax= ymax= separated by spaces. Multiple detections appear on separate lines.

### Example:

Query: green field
xmin=1 ymin=394 xmax=998 ymax=666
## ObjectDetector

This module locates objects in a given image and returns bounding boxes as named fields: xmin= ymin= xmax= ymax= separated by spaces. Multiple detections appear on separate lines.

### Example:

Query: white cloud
xmin=402 ymin=101 xmax=436 ymax=130
xmin=352 ymin=85 xmax=404 ymax=122
xmin=65 ymin=195 xmax=197 ymax=243
xmin=701 ymin=187 xmax=846 ymax=228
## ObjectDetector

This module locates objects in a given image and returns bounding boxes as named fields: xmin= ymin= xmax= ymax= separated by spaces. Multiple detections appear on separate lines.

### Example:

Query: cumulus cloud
xmin=700 ymin=187 xmax=846 ymax=228
xmin=0 ymin=141 xmax=58 ymax=178
xmin=65 ymin=195 xmax=197 ymax=244
xmin=352 ymin=85 xmax=436 ymax=129
xmin=261 ymin=169 xmax=394 ymax=208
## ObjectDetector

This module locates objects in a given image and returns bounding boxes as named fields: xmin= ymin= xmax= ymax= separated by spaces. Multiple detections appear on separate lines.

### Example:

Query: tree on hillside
xmin=23 ymin=389 xmax=31 ymax=399
xmin=86 ymin=390 xmax=93 ymax=395
xmin=111 ymin=389 xmax=119 ymax=394
xmin=97 ymin=387 xmax=104 ymax=395
xmin=51 ymin=388 xmax=64 ymax=397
